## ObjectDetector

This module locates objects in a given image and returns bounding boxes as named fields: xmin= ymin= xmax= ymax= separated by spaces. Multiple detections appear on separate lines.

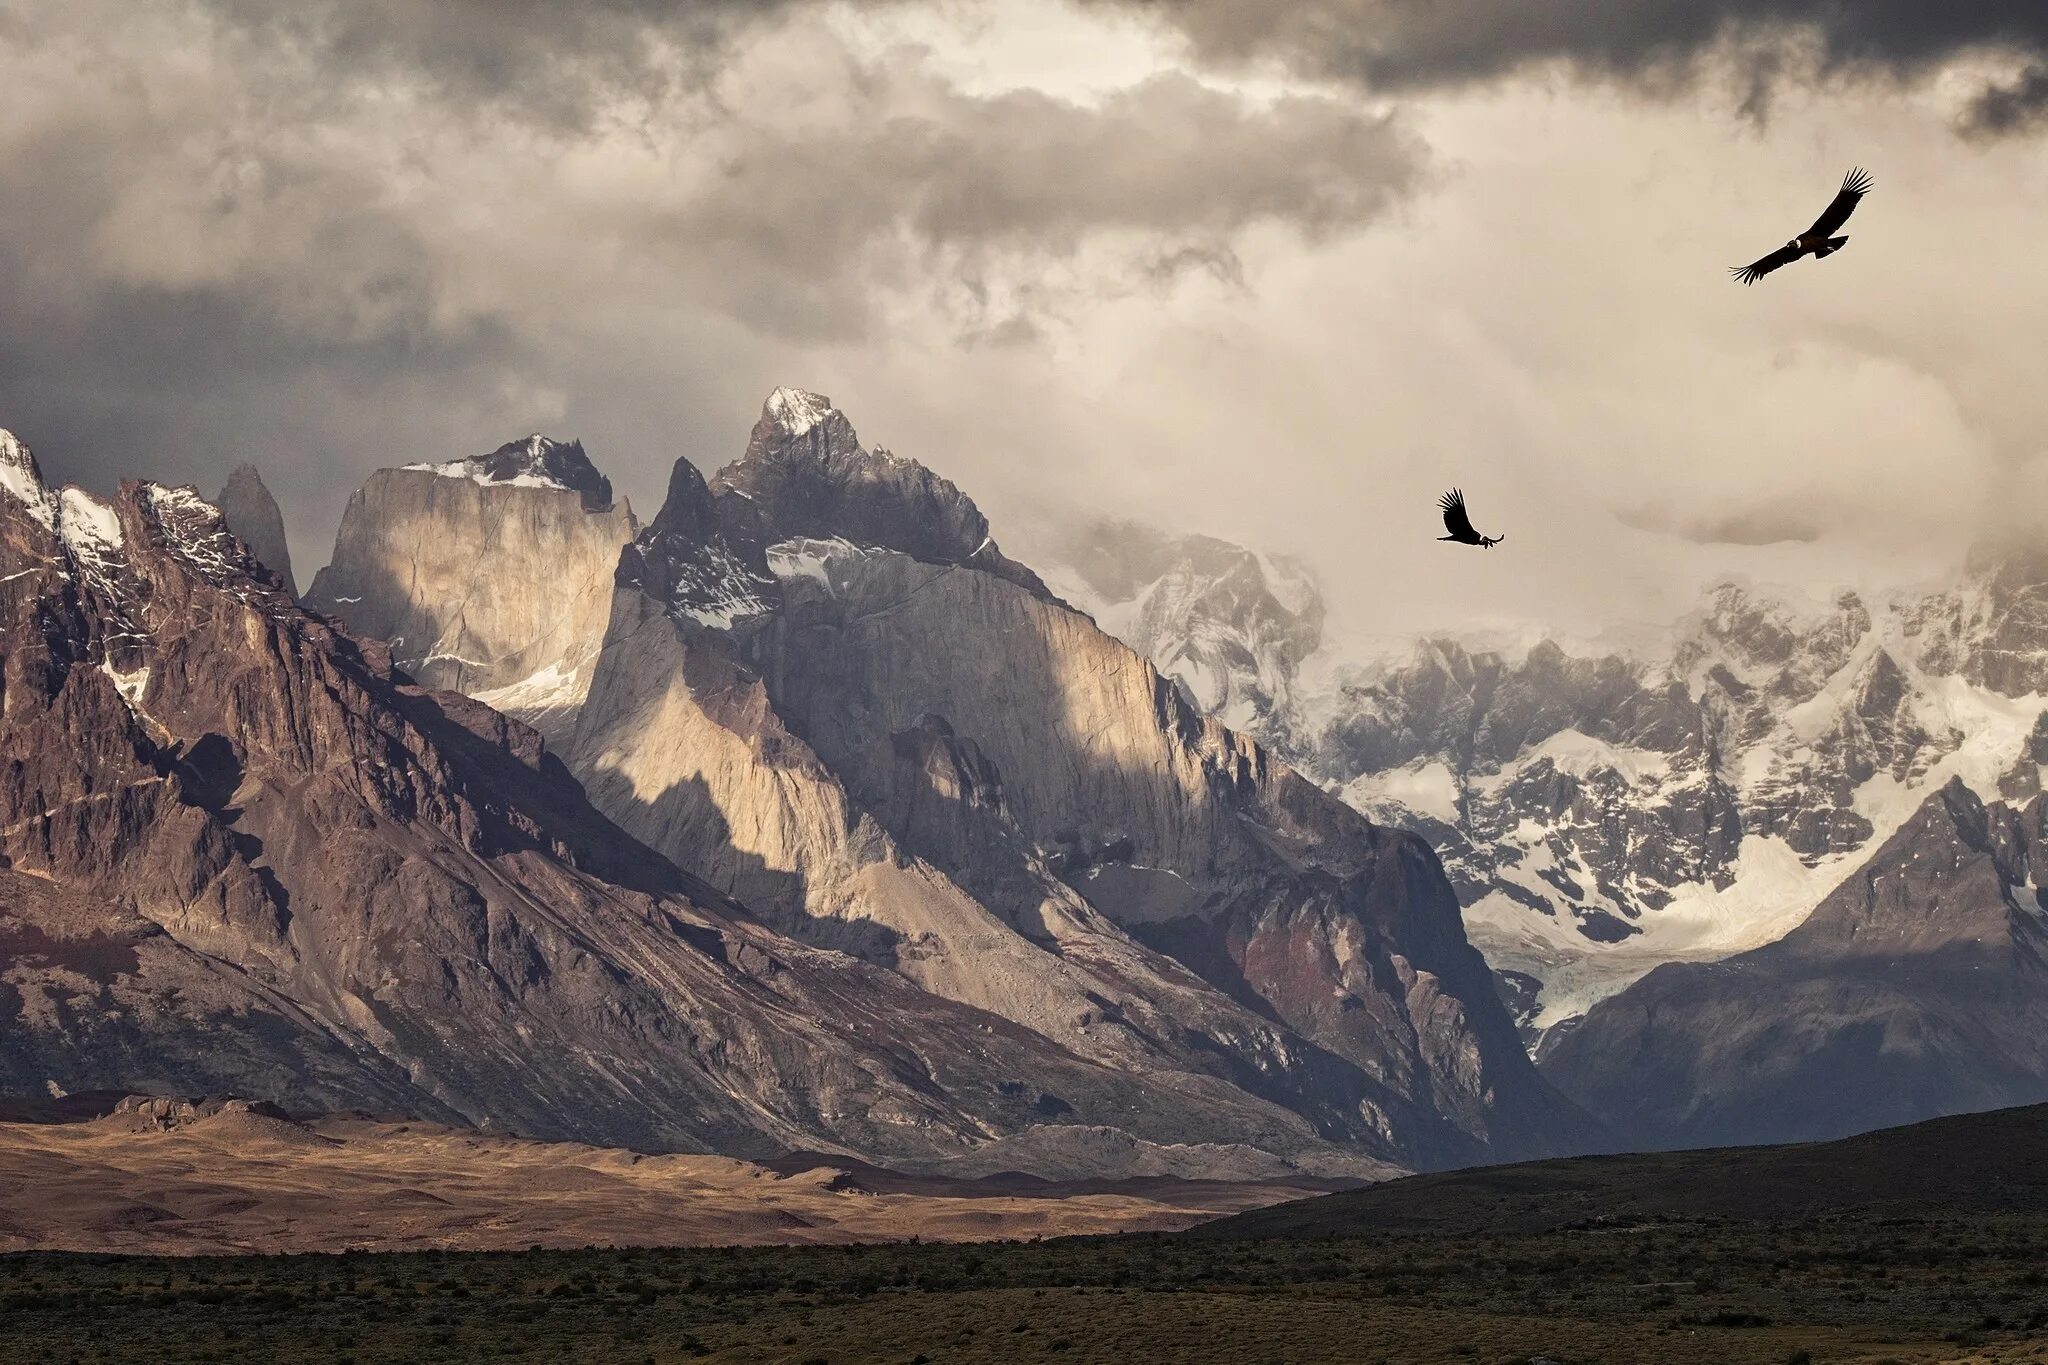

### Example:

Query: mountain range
xmin=1048 ymin=514 xmax=2048 ymax=1148
xmin=13 ymin=387 xmax=2046 ymax=1167
xmin=0 ymin=399 xmax=1592 ymax=1180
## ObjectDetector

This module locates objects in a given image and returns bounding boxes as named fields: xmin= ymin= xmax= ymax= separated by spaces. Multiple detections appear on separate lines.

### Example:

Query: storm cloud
xmin=1 ymin=0 xmax=2047 ymax=648
xmin=1091 ymin=0 xmax=2048 ymax=131
xmin=1960 ymin=64 xmax=2048 ymax=138
xmin=0 ymin=0 xmax=1421 ymax=557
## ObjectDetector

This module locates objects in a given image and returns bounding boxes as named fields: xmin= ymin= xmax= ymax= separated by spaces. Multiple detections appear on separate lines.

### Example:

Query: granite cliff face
xmin=0 ymin=429 xmax=1425 ymax=1176
xmin=304 ymin=436 xmax=637 ymax=742
xmin=1045 ymin=520 xmax=1324 ymax=748
xmin=212 ymin=464 xmax=297 ymax=597
xmin=565 ymin=392 xmax=1592 ymax=1169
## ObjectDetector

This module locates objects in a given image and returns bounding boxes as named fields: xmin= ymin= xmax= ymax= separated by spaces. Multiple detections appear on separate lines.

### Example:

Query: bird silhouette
xmin=1438 ymin=489 xmax=1502 ymax=548
xmin=1731 ymin=168 xmax=1872 ymax=285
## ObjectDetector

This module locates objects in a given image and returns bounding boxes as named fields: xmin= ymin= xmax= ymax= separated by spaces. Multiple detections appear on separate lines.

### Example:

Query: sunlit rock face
xmin=305 ymin=435 xmax=638 ymax=744
xmin=0 ymin=427 xmax=1419 ymax=1178
xmin=566 ymin=390 xmax=1596 ymax=1171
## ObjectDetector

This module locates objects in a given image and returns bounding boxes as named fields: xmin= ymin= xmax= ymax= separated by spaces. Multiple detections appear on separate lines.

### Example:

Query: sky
xmin=3 ymin=0 xmax=2047 ymax=648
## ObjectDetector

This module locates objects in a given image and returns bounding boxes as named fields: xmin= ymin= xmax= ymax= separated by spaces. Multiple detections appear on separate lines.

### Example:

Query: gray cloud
xmin=0 ymin=0 xmax=1424 ymax=570
xmin=1617 ymin=505 xmax=1822 ymax=547
xmin=194 ymin=0 xmax=800 ymax=129
xmin=1091 ymin=1 xmax=2048 ymax=130
xmin=639 ymin=69 xmax=1421 ymax=337
xmin=1960 ymin=64 xmax=2048 ymax=138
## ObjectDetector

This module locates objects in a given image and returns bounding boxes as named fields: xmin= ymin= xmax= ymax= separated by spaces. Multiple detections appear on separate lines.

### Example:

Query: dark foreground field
xmin=7 ymin=1211 xmax=2048 ymax=1363
xmin=8 ymin=1104 xmax=2048 ymax=1363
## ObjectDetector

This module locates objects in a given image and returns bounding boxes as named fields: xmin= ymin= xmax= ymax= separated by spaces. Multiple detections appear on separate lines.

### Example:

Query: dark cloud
xmin=0 ymin=1 xmax=1425 ymax=572
xmin=640 ymin=71 xmax=1421 ymax=337
xmin=195 ymin=0 xmax=801 ymax=129
xmin=1093 ymin=1 xmax=2048 ymax=130
xmin=1960 ymin=64 xmax=2048 ymax=138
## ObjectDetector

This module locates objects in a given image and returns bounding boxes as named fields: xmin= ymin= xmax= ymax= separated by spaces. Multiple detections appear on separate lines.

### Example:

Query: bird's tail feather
xmin=1815 ymin=236 xmax=1849 ymax=258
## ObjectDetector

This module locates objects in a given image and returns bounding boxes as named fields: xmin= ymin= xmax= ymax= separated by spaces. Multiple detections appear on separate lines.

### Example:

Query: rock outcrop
xmin=1541 ymin=779 xmax=2048 ymax=1149
xmin=304 ymin=435 xmax=637 ymax=742
xmin=567 ymin=392 xmax=1593 ymax=1169
xmin=213 ymin=464 xmax=297 ymax=596
xmin=0 ymin=429 xmax=1405 ymax=1175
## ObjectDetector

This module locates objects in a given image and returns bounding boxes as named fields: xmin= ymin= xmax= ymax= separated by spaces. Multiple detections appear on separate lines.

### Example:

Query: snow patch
xmin=402 ymin=437 xmax=579 ymax=492
xmin=766 ymin=536 xmax=875 ymax=588
xmin=58 ymin=488 xmax=122 ymax=553
xmin=474 ymin=660 xmax=589 ymax=717
xmin=1467 ymin=833 xmax=1847 ymax=1031
xmin=100 ymin=661 xmax=151 ymax=712
xmin=1511 ymin=730 xmax=1672 ymax=787
xmin=0 ymin=430 xmax=56 ymax=531
xmin=764 ymin=387 xmax=833 ymax=438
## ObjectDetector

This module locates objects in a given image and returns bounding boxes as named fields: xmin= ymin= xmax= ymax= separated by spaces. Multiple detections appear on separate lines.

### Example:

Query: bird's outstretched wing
xmin=1806 ymin=167 xmax=1871 ymax=238
xmin=1731 ymin=245 xmax=1802 ymax=285
xmin=1439 ymin=488 xmax=1477 ymax=540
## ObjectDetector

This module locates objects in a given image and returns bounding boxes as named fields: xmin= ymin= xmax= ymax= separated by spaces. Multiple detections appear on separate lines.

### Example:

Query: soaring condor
xmin=1732 ymin=168 xmax=1872 ymax=285
xmin=1437 ymin=489 xmax=1503 ymax=548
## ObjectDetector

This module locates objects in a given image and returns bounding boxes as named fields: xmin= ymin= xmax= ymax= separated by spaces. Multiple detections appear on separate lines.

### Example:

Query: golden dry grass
xmin=0 ymin=1111 xmax=1316 ymax=1255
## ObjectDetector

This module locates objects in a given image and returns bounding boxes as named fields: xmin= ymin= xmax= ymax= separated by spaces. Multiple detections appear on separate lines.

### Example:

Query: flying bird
xmin=1730 ymin=168 xmax=1873 ymax=285
xmin=1437 ymin=489 xmax=1502 ymax=548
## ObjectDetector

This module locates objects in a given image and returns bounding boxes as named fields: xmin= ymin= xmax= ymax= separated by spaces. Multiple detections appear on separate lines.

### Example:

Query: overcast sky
xmin=4 ymin=0 xmax=2047 ymax=646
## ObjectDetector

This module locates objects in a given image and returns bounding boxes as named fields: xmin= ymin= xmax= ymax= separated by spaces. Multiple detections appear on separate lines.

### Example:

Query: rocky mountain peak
xmin=763 ymin=386 xmax=843 ymax=440
xmin=0 ymin=427 xmax=59 ymax=533
xmin=1540 ymin=776 xmax=2048 ymax=1149
xmin=214 ymin=463 xmax=297 ymax=596
xmin=402 ymin=434 xmax=614 ymax=512
xmin=617 ymin=453 xmax=778 ymax=631
xmin=715 ymin=388 xmax=1049 ymax=597
xmin=306 ymin=439 xmax=638 ymax=742
xmin=1048 ymin=518 xmax=1325 ymax=742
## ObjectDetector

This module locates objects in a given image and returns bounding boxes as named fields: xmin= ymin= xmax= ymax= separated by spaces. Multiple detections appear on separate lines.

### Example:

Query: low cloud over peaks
xmin=1086 ymin=0 xmax=2048 ymax=135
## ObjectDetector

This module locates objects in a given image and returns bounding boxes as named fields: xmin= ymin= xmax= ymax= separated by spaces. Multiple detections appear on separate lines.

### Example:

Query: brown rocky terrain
xmin=0 ymin=429 xmax=1421 ymax=1176
xmin=0 ymin=1096 xmax=1324 ymax=1254
xmin=567 ymin=389 xmax=1592 ymax=1169
xmin=1541 ymin=778 xmax=2048 ymax=1148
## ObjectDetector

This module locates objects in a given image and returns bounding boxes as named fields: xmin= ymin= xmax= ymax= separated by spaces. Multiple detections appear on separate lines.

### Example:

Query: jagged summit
xmin=0 ymin=427 xmax=58 ymax=531
xmin=566 ymin=389 xmax=1599 ymax=1171
xmin=306 ymin=435 xmax=637 ymax=740
xmin=13 ymin=469 xmax=1326 ymax=1170
xmin=0 ymin=432 xmax=239 ymax=615
xmin=403 ymin=434 xmax=614 ymax=512
xmin=763 ymin=386 xmax=839 ymax=439
xmin=215 ymin=462 xmax=298 ymax=596
xmin=714 ymin=388 xmax=1048 ymax=597
xmin=615 ymin=453 xmax=778 ymax=631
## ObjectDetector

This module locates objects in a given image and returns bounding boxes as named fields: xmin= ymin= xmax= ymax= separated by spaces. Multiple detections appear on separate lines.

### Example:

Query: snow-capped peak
xmin=58 ymin=487 xmax=122 ymax=552
xmin=0 ymin=428 xmax=58 ymax=532
xmin=400 ymin=435 xmax=612 ymax=508
xmin=764 ymin=387 xmax=835 ymax=438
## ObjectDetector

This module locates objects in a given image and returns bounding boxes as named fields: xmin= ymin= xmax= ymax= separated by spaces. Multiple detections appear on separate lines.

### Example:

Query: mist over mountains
xmin=7 ymin=385 xmax=2047 ymax=1171
xmin=0 ymin=393 xmax=1597 ymax=1179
